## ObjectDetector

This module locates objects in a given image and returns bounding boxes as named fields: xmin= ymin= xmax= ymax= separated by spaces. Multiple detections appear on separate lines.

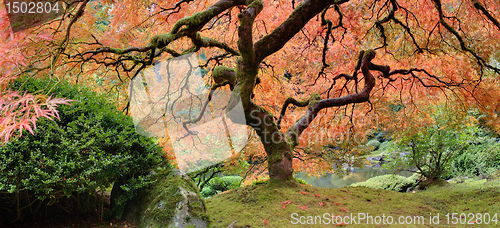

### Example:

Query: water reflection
xmin=295 ymin=167 xmax=413 ymax=188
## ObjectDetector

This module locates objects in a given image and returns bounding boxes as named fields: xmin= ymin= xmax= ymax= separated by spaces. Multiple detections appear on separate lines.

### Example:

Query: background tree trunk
xmin=265 ymin=140 xmax=294 ymax=181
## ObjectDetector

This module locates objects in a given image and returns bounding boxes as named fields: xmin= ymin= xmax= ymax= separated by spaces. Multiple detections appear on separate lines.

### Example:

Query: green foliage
xmin=295 ymin=177 xmax=309 ymax=185
xmin=252 ymin=178 xmax=269 ymax=186
xmin=201 ymin=175 xmax=242 ymax=197
xmin=384 ymin=103 xmax=500 ymax=189
xmin=449 ymin=139 xmax=500 ymax=178
xmin=377 ymin=141 xmax=394 ymax=152
xmin=351 ymin=173 xmax=421 ymax=192
xmin=200 ymin=186 xmax=217 ymax=197
xmin=0 ymin=77 xmax=166 ymax=221
xmin=384 ymin=105 xmax=474 ymax=186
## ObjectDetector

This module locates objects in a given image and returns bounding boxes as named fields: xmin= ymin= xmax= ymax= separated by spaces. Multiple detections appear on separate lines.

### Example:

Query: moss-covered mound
xmin=351 ymin=173 xmax=422 ymax=192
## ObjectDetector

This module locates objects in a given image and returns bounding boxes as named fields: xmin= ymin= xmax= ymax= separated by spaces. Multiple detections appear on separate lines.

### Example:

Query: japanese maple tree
xmin=3 ymin=0 xmax=500 ymax=183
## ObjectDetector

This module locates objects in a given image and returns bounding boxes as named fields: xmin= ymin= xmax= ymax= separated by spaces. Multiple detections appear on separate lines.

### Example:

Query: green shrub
xmin=202 ymin=175 xmax=242 ymax=197
xmin=210 ymin=176 xmax=242 ymax=190
xmin=351 ymin=173 xmax=421 ymax=192
xmin=295 ymin=178 xmax=309 ymax=185
xmin=383 ymin=104 xmax=484 ymax=187
xmin=200 ymin=186 xmax=217 ymax=198
xmin=449 ymin=140 xmax=500 ymax=178
xmin=221 ymin=176 xmax=243 ymax=189
xmin=0 ymin=77 xmax=166 ymax=222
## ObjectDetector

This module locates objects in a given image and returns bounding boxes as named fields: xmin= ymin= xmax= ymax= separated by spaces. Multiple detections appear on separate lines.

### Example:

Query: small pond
xmin=295 ymin=166 xmax=413 ymax=188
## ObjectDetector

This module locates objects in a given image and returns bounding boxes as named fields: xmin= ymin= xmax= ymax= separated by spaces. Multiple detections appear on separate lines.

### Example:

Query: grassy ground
xmin=206 ymin=175 xmax=500 ymax=227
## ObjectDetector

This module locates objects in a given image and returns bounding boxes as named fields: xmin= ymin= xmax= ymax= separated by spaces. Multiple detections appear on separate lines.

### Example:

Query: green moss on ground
xmin=206 ymin=174 xmax=500 ymax=227
xmin=351 ymin=173 xmax=421 ymax=192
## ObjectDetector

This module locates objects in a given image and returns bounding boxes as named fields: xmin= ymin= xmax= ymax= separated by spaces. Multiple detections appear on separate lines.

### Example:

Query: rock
xmin=367 ymin=154 xmax=385 ymax=162
xmin=111 ymin=168 xmax=209 ymax=228
xmin=366 ymin=139 xmax=381 ymax=151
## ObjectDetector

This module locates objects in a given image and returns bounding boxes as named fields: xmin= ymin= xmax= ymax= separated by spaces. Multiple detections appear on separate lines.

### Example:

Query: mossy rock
xmin=113 ymin=169 xmax=209 ymax=228
xmin=366 ymin=139 xmax=381 ymax=151
xmin=351 ymin=173 xmax=421 ymax=192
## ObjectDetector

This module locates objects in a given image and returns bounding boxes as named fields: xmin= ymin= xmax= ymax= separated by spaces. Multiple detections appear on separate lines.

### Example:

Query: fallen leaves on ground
xmin=280 ymin=200 xmax=292 ymax=209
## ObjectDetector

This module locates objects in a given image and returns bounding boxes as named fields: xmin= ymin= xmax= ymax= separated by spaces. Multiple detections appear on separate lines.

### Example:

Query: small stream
xmin=295 ymin=166 xmax=413 ymax=188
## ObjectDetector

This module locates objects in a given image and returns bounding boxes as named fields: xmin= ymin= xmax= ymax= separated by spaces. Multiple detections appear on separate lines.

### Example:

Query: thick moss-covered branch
xmin=151 ymin=0 xmax=248 ymax=49
xmin=171 ymin=0 xmax=247 ymax=34
xmin=190 ymin=32 xmax=240 ymax=56
xmin=276 ymin=97 xmax=311 ymax=129
xmin=237 ymin=0 xmax=263 ymax=63
xmin=75 ymin=46 xmax=154 ymax=57
xmin=254 ymin=0 xmax=350 ymax=62
xmin=229 ymin=0 xmax=263 ymax=113
xmin=212 ymin=66 xmax=236 ymax=90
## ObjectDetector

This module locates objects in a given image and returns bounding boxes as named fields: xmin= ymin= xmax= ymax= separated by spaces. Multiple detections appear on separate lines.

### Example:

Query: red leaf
xmin=319 ymin=202 xmax=326 ymax=206
xmin=333 ymin=202 xmax=341 ymax=206
xmin=300 ymin=206 xmax=308 ymax=210
xmin=280 ymin=200 xmax=292 ymax=209
xmin=340 ymin=207 xmax=348 ymax=212
xmin=299 ymin=191 xmax=309 ymax=195
xmin=315 ymin=194 xmax=322 ymax=197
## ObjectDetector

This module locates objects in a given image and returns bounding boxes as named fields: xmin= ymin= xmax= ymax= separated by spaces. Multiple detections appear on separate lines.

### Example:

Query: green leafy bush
xmin=383 ymin=105 xmax=479 ymax=187
xmin=295 ymin=178 xmax=309 ymax=186
xmin=200 ymin=186 xmax=217 ymax=198
xmin=0 ymin=77 xmax=166 ymax=222
xmin=449 ymin=140 xmax=500 ymax=178
xmin=202 ymin=176 xmax=242 ymax=197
